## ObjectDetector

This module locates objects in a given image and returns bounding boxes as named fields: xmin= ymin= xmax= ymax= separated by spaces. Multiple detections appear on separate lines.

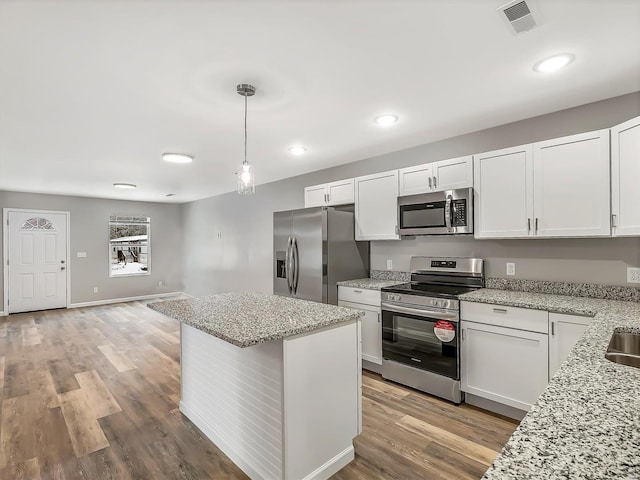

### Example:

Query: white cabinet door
xmin=533 ymin=130 xmax=610 ymax=237
xmin=327 ymin=178 xmax=355 ymax=206
xmin=339 ymin=300 xmax=382 ymax=365
xmin=304 ymin=184 xmax=328 ymax=208
xmin=354 ymin=170 xmax=400 ymax=240
xmin=611 ymin=116 xmax=640 ymax=236
xmin=461 ymin=320 xmax=548 ymax=411
xmin=548 ymin=313 xmax=592 ymax=378
xmin=473 ymin=145 xmax=534 ymax=238
xmin=398 ymin=163 xmax=433 ymax=196
xmin=432 ymin=155 xmax=473 ymax=192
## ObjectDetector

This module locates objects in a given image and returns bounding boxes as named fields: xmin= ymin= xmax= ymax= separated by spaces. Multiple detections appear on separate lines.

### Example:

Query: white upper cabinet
xmin=611 ymin=115 xmax=640 ymax=236
xmin=474 ymin=144 xmax=534 ymax=238
xmin=304 ymin=178 xmax=355 ymax=208
xmin=533 ymin=130 xmax=610 ymax=237
xmin=304 ymin=183 xmax=329 ymax=208
xmin=398 ymin=156 xmax=472 ymax=196
xmin=474 ymin=130 xmax=610 ymax=239
xmin=398 ymin=163 xmax=433 ymax=196
xmin=432 ymin=155 xmax=473 ymax=191
xmin=354 ymin=170 xmax=399 ymax=240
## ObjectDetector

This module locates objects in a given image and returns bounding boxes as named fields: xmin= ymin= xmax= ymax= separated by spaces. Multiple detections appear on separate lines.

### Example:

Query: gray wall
xmin=0 ymin=191 xmax=184 ymax=308
xmin=181 ymin=91 xmax=640 ymax=295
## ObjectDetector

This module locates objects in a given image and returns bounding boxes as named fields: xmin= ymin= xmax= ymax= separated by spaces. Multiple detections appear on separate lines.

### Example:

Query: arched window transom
xmin=20 ymin=217 xmax=55 ymax=231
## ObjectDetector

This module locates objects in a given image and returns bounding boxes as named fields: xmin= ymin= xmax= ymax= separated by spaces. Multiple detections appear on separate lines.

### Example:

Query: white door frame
xmin=3 ymin=208 xmax=71 ymax=315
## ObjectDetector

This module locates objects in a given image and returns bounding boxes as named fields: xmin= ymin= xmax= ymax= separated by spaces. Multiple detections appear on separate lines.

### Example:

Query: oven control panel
xmin=431 ymin=260 xmax=456 ymax=268
xmin=381 ymin=292 xmax=459 ymax=311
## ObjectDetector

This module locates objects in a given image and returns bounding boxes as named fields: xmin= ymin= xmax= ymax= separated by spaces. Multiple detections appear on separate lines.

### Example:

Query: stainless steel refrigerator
xmin=274 ymin=205 xmax=369 ymax=305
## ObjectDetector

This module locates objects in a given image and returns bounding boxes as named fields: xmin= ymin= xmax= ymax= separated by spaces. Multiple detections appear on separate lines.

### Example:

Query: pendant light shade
xmin=237 ymin=83 xmax=256 ymax=195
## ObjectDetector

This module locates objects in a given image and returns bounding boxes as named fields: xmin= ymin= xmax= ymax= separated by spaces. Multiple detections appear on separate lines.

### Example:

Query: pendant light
xmin=237 ymin=83 xmax=256 ymax=195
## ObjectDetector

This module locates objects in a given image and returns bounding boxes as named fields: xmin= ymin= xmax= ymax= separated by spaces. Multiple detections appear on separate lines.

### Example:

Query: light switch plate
xmin=506 ymin=263 xmax=516 ymax=276
xmin=77 ymin=251 xmax=87 ymax=258
xmin=628 ymin=267 xmax=640 ymax=284
xmin=386 ymin=259 xmax=393 ymax=270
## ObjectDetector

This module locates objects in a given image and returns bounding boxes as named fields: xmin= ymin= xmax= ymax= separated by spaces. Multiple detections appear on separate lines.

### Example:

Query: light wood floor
xmin=0 ymin=300 xmax=518 ymax=479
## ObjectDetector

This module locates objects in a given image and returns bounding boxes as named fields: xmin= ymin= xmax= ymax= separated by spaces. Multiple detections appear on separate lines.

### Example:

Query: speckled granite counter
xmin=459 ymin=289 xmax=640 ymax=480
xmin=337 ymin=278 xmax=406 ymax=290
xmin=148 ymin=292 xmax=363 ymax=348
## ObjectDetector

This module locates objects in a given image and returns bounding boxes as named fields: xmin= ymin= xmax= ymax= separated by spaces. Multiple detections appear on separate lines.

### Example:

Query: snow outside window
xmin=109 ymin=215 xmax=150 ymax=277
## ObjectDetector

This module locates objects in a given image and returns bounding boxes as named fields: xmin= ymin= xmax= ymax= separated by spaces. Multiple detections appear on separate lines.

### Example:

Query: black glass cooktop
xmin=381 ymin=282 xmax=480 ymax=299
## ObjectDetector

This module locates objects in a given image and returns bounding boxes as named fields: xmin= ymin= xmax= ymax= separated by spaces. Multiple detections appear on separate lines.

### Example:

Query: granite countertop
xmin=148 ymin=292 xmax=363 ymax=348
xmin=336 ymin=278 xmax=406 ymax=290
xmin=459 ymin=289 xmax=640 ymax=480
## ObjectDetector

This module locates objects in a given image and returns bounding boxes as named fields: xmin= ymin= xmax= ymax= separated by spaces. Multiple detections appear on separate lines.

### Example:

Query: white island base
xmin=180 ymin=320 xmax=361 ymax=480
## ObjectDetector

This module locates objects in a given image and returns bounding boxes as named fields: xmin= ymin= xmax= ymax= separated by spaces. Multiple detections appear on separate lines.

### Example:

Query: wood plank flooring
xmin=0 ymin=300 xmax=518 ymax=479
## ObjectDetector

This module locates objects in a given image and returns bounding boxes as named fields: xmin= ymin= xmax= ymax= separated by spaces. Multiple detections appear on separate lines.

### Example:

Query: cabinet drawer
xmin=338 ymin=286 xmax=381 ymax=306
xmin=461 ymin=301 xmax=548 ymax=334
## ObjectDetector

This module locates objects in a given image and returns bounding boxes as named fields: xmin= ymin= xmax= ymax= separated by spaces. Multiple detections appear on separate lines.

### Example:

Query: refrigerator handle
xmin=285 ymin=236 xmax=293 ymax=294
xmin=292 ymin=236 xmax=300 ymax=295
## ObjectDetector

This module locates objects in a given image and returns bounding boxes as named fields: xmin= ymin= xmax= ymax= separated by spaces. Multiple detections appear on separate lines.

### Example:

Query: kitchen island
xmin=149 ymin=292 xmax=364 ymax=480
xmin=460 ymin=289 xmax=640 ymax=480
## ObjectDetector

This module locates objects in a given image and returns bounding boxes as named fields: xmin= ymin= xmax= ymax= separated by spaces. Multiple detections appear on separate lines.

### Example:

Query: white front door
xmin=7 ymin=210 xmax=68 ymax=313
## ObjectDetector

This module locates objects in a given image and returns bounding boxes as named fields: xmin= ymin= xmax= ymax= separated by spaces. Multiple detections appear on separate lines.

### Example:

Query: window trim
xmin=108 ymin=215 xmax=151 ymax=278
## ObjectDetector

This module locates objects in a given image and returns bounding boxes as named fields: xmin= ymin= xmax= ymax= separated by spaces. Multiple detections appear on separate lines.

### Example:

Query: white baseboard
xmin=69 ymin=292 xmax=185 ymax=309
xmin=302 ymin=446 xmax=354 ymax=480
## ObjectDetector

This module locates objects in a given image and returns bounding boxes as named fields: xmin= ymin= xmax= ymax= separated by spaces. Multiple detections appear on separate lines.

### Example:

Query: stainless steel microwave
xmin=398 ymin=188 xmax=473 ymax=236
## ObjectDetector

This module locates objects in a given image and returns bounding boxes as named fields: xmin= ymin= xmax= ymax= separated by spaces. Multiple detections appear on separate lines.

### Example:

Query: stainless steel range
xmin=380 ymin=257 xmax=484 ymax=404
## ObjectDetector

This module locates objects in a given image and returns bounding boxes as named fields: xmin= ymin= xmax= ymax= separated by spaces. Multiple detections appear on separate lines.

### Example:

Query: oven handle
xmin=381 ymin=303 xmax=458 ymax=322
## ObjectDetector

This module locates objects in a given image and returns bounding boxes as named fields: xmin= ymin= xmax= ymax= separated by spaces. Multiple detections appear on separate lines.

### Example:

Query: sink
xmin=605 ymin=330 xmax=640 ymax=368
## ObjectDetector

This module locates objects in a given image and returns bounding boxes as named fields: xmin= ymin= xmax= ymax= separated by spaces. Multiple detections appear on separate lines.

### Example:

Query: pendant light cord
xmin=243 ymin=93 xmax=248 ymax=166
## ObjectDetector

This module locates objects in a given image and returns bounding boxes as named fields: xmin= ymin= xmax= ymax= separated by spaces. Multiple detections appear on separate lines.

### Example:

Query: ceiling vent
xmin=498 ymin=0 xmax=539 ymax=35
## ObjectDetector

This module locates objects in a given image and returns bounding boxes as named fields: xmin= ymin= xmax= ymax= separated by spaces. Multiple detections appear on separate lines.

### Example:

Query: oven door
xmin=381 ymin=302 xmax=459 ymax=380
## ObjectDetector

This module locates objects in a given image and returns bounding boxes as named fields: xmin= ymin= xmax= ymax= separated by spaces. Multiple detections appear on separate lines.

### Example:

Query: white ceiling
xmin=1 ymin=0 xmax=639 ymax=203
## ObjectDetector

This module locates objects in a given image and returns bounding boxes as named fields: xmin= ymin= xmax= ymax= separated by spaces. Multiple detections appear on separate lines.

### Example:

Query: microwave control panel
xmin=453 ymin=200 xmax=467 ymax=226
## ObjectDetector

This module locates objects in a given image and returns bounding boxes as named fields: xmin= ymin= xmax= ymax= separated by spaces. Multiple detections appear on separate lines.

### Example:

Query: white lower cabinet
xmin=460 ymin=301 xmax=549 ymax=412
xmin=338 ymin=286 xmax=382 ymax=367
xmin=549 ymin=313 xmax=592 ymax=378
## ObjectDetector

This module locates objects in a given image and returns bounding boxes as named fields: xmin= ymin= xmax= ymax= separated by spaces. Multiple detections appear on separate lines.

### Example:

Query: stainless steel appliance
xmin=381 ymin=257 xmax=484 ymax=404
xmin=273 ymin=205 xmax=369 ymax=305
xmin=398 ymin=187 xmax=473 ymax=236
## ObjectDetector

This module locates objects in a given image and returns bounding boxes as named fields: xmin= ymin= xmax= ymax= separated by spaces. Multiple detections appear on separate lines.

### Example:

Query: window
xmin=109 ymin=215 xmax=150 ymax=277
xmin=20 ymin=217 xmax=55 ymax=230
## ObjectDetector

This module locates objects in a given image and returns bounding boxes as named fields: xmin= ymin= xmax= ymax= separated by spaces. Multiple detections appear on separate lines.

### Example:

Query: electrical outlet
xmin=506 ymin=263 xmax=516 ymax=276
xmin=387 ymin=259 xmax=393 ymax=270
xmin=93 ymin=287 xmax=99 ymax=293
xmin=158 ymin=281 xmax=163 ymax=287
xmin=77 ymin=251 xmax=87 ymax=258
xmin=627 ymin=267 xmax=640 ymax=284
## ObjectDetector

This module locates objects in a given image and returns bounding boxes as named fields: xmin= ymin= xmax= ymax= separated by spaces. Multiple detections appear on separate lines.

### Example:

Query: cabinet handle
xmin=377 ymin=313 xmax=381 ymax=324
xmin=535 ymin=217 xmax=539 ymax=234
xmin=433 ymin=176 xmax=437 ymax=189
xmin=327 ymin=193 xmax=330 ymax=203
xmin=353 ymin=289 xmax=363 ymax=293
xmin=395 ymin=225 xmax=399 ymax=235
xmin=551 ymin=321 xmax=555 ymax=336
xmin=527 ymin=218 xmax=531 ymax=233
xmin=461 ymin=329 xmax=465 ymax=341
xmin=428 ymin=177 xmax=432 ymax=189
xmin=612 ymin=214 xmax=617 ymax=228
xmin=493 ymin=308 xmax=508 ymax=314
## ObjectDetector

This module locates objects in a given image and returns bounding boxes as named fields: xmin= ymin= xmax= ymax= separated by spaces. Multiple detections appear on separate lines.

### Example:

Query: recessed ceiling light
xmin=374 ymin=114 xmax=398 ymax=127
xmin=288 ymin=146 xmax=307 ymax=155
xmin=162 ymin=152 xmax=194 ymax=163
xmin=533 ymin=53 xmax=575 ymax=73
xmin=113 ymin=183 xmax=136 ymax=189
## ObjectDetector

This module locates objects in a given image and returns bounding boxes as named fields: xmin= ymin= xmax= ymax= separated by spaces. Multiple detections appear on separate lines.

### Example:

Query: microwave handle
xmin=445 ymin=195 xmax=452 ymax=230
